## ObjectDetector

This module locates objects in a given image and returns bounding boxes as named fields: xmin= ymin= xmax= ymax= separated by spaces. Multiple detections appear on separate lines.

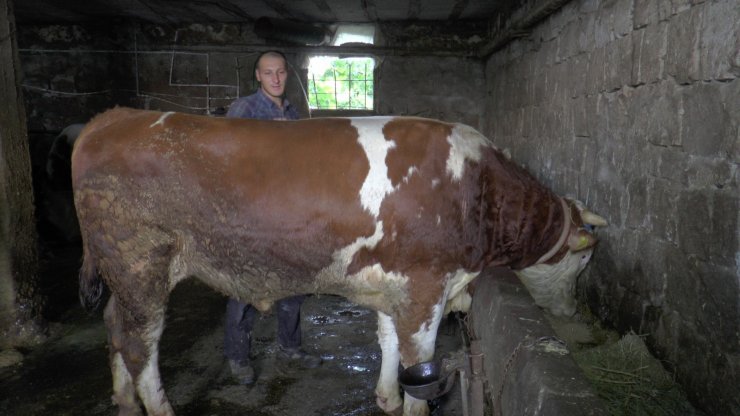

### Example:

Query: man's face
xmin=256 ymin=55 xmax=288 ymax=100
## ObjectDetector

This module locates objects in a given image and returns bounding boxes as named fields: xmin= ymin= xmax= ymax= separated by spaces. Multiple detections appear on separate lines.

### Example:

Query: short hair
xmin=254 ymin=50 xmax=288 ymax=73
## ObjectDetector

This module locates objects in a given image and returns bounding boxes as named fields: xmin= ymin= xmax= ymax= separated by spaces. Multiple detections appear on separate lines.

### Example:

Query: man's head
xmin=255 ymin=51 xmax=289 ymax=106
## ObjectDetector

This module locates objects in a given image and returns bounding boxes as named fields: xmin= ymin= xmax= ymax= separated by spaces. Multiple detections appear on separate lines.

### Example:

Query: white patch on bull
xmin=446 ymin=123 xmax=490 ymax=181
xmin=332 ymin=221 xmax=385 ymax=267
xmin=443 ymin=268 xmax=480 ymax=314
xmin=136 ymin=314 xmax=173 ymax=415
xmin=375 ymin=312 xmax=403 ymax=413
xmin=515 ymin=248 xmax=594 ymax=317
xmin=110 ymin=352 xmax=136 ymax=409
xmin=411 ymin=295 xmax=446 ymax=363
xmin=431 ymin=178 xmax=441 ymax=189
xmin=402 ymin=166 xmax=418 ymax=183
xmin=314 ymin=221 xmax=408 ymax=310
xmin=351 ymin=118 xmax=395 ymax=217
xmin=436 ymin=215 xmax=441 ymax=226
xmin=150 ymin=111 xmax=175 ymax=128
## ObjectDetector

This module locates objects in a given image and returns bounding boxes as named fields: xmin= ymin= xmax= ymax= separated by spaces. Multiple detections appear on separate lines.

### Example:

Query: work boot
xmin=277 ymin=346 xmax=323 ymax=369
xmin=228 ymin=359 xmax=255 ymax=385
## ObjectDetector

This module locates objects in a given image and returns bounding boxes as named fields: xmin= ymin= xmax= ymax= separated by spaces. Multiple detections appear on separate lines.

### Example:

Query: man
xmin=224 ymin=50 xmax=322 ymax=385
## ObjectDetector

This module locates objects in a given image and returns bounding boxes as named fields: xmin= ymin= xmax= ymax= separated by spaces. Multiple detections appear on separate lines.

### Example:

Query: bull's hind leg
xmin=105 ymin=297 xmax=142 ymax=415
xmin=375 ymin=312 xmax=403 ymax=415
xmin=105 ymin=291 xmax=174 ymax=416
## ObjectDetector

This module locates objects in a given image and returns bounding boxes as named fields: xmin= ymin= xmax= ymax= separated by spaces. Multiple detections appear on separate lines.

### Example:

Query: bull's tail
xmin=78 ymin=244 xmax=105 ymax=311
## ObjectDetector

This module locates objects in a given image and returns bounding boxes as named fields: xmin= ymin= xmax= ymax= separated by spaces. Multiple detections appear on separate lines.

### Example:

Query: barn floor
xmin=0 ymin=248 xmax=466 ymax=416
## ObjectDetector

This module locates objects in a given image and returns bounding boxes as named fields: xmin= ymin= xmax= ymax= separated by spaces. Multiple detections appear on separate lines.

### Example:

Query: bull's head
xmin=515 ymin=199 xmax=607 ymax=317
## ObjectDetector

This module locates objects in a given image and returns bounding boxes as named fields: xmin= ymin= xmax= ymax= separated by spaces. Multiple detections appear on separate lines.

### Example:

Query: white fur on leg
xmin=403 ymin=392 xmax=430 ymax=416
xmin=135 ymin=315 xmax=174 ymax=416
xmin=375 ymin=312 xmax=403 ymax=414
xmin=410 ymin=296 xmax=446 ymax=363
xmin=111 ymin=352 xmax=141 ymax=414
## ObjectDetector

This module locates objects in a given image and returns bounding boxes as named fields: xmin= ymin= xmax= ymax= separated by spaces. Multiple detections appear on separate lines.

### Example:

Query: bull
xmin=71 ymin=107 xmax=606 ymax=416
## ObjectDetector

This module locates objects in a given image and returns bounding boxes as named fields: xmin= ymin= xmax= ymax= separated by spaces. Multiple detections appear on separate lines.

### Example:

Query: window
xmin=307 ymin=56 xmax=375 ymax=110
xmin=307 ymin=25 xmax=375 ymax=111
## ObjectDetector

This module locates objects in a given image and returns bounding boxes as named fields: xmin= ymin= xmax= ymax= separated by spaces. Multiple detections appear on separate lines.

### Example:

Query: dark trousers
xmin=223 ymin=295 xmax=306 ymax=364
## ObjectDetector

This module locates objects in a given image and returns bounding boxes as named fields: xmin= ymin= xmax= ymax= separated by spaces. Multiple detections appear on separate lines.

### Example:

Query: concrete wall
xmin=483 ymin=0 xmax=738 ymax=415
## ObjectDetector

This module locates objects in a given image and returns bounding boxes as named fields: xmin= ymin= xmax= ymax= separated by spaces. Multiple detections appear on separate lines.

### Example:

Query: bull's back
xmin=71 ymin=109 xmax=389 ymax=288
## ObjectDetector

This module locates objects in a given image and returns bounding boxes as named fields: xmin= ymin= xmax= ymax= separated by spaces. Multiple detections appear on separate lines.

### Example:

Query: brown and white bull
xmin=71 ymin=107 xmax=606 ymax=416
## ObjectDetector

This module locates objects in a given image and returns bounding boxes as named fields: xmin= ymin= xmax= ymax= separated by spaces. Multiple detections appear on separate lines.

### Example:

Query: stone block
xmin=655 ymin=145 xmax=689 ymax=184
xmin=699 ymin=0 xmax=740 ymax=81
xmin=580 ymin=0 xmax=600 ymax=15
xmin=685 ymin=154 xmax=735 ymax=189
xmin=630 ymin=22 xmax=668 ymax=86
xmin=665 ymin=6 xmax=703 ymax=84
xmin=572 ymin=95 xmax=594 ymax=137
xmin=634 ymin=0 xmax=676 ymax=28
xmin=604 ymin=35 xmax=633 ymax=91
xmin=677 ymin=189 xmax=738 ymax=267
xmin=680 ymin=82 xmax=734 ymax=158
xmin=578 ymin=12 xmax=597 ymax=54
xmin=586 ymin=47 xmax=606 ymax=93
xmin=593 ymin=4 xmax=613 ymax=48
xmin=647 ymin=178 xmax=680 ymax=242
xmin=625 ymin=176 xmax=649 ymax=228
xmin=610 ymin=0 xmax=634 ymax=37
xmin=558 ymin=20 xmax=580 ymax=62
xmin=629 ymin=81 xmax=680 ymax=146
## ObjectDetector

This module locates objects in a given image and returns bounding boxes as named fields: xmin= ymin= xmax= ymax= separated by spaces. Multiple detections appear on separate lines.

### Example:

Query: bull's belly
xmin=168 ymin=229 xmax=410 ymax=316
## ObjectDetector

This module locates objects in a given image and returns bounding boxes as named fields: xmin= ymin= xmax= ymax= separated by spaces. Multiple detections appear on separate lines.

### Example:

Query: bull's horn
xmin=581 ymin=210 xmax=608 ymax=226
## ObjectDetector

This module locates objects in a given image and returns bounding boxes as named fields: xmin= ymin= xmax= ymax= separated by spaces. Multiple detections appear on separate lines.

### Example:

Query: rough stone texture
xmin=483 ymin=1 xmax=739 ymax=415
xmin=375 ymin=55 xmax=486 ymax=127
xmin=18 ymin=21 xmax=487 ymax=133
xmin=470 ymin=268 xmax=607 ymax=416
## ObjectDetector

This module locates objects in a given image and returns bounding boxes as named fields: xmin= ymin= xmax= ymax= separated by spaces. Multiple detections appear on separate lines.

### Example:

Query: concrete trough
xmin=469 ymin=267 xmax=607 ymax=416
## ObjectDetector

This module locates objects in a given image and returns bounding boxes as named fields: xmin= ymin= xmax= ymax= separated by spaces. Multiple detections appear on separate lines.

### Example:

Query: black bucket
xmin=399 ymin=361 xmax=457 ymax=400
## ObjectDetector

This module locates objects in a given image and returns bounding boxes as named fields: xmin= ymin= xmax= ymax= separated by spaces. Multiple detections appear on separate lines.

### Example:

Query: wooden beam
xmin=448 ymin=0 xmax=470 ymax=20
xmin=361 ymin=0 xmax=378 ymax=22
xmin=310 ymin=0 xmax=337 ymax=21
xmin=0 ymin=0 xmax=42 ymax=347
xmin=408 ymin=0 xmax=421 ymax=20
xmin=478 ymin=0 xmax=572 ymax=57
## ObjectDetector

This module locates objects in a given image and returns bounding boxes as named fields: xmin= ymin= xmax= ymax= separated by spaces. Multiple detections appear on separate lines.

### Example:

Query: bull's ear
xmin=568 ymin=229 xmax=597 ymax=252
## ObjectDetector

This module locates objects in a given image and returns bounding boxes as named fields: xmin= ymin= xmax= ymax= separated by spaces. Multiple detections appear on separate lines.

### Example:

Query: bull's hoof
xmin=383 ymin=403 xmax=403 ymax=416
xmin=376 ymin=395 xmax=403 ymax=416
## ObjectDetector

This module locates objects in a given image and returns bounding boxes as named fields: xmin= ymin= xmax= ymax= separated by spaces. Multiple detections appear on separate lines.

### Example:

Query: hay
xmin=573 ymin=333 xmax=704 ymax=416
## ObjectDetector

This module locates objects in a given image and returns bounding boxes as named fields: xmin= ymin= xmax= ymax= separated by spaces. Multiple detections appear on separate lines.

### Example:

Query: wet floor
xmin=1 ymin=275 xmax=465 ymax=416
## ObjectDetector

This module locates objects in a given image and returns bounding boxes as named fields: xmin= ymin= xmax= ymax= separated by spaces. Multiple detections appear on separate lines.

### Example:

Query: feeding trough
xmin=399 ymin=341 xmax=485 ymax=416
xmin=399 ymin=360 xmax=458 ymax=400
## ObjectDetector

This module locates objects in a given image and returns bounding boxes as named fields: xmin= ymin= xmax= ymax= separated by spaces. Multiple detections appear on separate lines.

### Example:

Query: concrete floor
xmin=0 ymin=271 xmax=466 ymax=416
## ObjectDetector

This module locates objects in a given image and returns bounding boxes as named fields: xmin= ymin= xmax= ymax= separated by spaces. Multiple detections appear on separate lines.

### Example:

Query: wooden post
xmin=0 ymin=0 xmax=43 ymax=350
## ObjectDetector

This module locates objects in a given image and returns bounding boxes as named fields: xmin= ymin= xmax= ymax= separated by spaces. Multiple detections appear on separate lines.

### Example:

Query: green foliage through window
xmin=307 ymin=57 xmax=374 ymax=110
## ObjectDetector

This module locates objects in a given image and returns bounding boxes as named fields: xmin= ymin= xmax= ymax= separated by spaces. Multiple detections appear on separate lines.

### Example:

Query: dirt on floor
xmin=0 ymin=275 xmax=467 ymax=416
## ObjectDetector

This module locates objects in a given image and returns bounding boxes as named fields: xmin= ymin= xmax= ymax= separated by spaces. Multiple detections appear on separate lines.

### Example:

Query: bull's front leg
xmin=375 ymin=312 xmax=403 ymax=415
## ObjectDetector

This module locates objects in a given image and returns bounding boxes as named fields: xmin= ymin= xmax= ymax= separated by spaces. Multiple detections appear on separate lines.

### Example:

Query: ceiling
xmin=14 ymin=0 xmax=512 ymax=25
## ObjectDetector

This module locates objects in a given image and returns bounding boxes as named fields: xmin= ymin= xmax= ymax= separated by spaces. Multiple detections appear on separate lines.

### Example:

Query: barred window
xmin=307 ymin=56 xmax=375 ymax=110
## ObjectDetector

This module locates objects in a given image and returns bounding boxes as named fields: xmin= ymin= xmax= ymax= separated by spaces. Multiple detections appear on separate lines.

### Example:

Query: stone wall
xmin=483 ymin=0 xmax=738 ymax=415
xmin=18 ymin=21 xmax=487 ymax=132
xmin=16 ymin=20 xmax=487 ymax=317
